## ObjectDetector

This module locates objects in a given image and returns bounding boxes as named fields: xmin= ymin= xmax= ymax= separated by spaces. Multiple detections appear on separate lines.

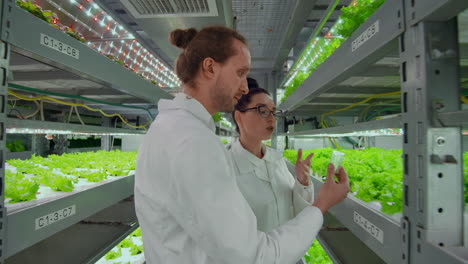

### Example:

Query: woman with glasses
xmin=230 ymin=87 xmax=315 ymax=264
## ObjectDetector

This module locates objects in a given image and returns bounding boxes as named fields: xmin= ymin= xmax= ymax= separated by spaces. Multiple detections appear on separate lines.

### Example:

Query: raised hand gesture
xmin=295 ymin=149 xmax=314 ymax=186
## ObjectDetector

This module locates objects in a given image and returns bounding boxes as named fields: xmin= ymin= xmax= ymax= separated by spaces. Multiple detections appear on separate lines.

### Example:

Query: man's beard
xmin=212 ymin=78 xmax=235 ymax=113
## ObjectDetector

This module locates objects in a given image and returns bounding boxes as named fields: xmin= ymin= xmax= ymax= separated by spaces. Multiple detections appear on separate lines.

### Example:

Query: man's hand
xmin=295 ymin=149 xmax=313 ymax=186
xmin=312 ymin=163 xmax=350 ymax=214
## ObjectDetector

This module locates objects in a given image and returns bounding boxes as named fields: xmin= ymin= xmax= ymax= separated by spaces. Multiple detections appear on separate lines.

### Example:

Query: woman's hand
xmin=295 ymin=149 xmax=314 ymax=186
xmin=312 ymin=164 xmax=350 ymax=214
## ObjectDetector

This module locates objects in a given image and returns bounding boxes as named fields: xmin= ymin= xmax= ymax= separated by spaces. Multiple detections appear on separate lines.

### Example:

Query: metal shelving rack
xmin=6 ymin=175 xmax=135 ymax=260
xmin=217 ymin=124 xmax=235 ymax=137
xmin=279 ymin=0 xmax=468 ymax=263
xmin=280 ymin=0 xmax=404 ymax=115
xmin=2 ymin=2 xmax=172 ymax=104
xmin=6 ymin=118 xmax=145 ymax=135
xmin=0 ymin=12 xmax=8 ymax=264
xmin=0 ymin=0 xmax=174 ymax=262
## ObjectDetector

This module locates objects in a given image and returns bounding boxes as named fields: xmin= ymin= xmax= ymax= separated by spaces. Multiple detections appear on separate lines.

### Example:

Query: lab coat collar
xmin=263 ymin=145 xmax=284 ymax=163
xmin=231 ymin=138 xmax=283 ymax=175
xmin=158 ymin=93 xmax=216 ymax=132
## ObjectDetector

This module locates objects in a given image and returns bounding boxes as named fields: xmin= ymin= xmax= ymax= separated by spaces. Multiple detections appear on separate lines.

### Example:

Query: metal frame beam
xmin=407 ymin=0 xmax=468 ymax=25
xmin=6 ymin=118 xmax=144 ymax=135
xmin=272 ymin=0 xmax=320 ymax=72
xmin=281 ymin=116 xmax=401 ymax=136
xmin=400 ymin=12 xmax=464 ymax=263
xmin=34 ymin=88 xmax=123 ymax=96
xmin=304 ymin=97 xmax=400 ymax=105
xmin=437 ymin=110 xmax=468 ymax=127
xmin=326 ymin=85 xmax=400 ymax=95
xmin=11 ymin=70 xmax=81 ymax=81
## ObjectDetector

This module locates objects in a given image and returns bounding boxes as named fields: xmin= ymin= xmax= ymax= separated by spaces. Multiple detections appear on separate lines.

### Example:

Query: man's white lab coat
xmin=135 ymin=93 xmax=323 ymax=264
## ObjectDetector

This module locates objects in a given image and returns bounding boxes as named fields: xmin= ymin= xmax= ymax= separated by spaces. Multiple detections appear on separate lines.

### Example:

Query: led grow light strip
xmin=286 ymin=128 xmax=404 ymax=137
xmin=7 ymin=128 xmax=142 ymax=136
xmin=42 ymin=0 xmax=181 ymax=87
xmin=44 ymin=0 xmax=102 ymax=37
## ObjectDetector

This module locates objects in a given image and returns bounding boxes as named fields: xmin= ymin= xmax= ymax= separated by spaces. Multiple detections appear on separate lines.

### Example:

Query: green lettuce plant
xmin=5 ymin=170 xmax=39 ymax=203
xmin=129 ymin=244 xmax=144 ymax=256
xmin=6 ymin=140 xmax=26 ymax=152
xmin=118 ymin=237 xmax=134 ymax=248
xmin=104 ymin=248 xmax=122 ymax=260
xmin=38 ymin=173 xmax=77 ymax=192
xmin=16 ymin=0 xmax=50 ymax=22
xmin=131 ymin=228 xmax=142 ymax=237
xmin=76 ymin=170 xmax=108 ymax=182
xmin=102 ymin=228 xmax=143 ymax=261
xmin=304 ymin=239 xmax=332 ymax=264
xmin=284 ymin=148 xmax=467 ymax=215
xmin=212 ymin=112 xmax=222 ymax=122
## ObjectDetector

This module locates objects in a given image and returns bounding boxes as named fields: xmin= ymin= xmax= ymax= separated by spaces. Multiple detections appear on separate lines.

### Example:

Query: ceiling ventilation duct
xmin=121 ymin=0 xmax=219 ymax=18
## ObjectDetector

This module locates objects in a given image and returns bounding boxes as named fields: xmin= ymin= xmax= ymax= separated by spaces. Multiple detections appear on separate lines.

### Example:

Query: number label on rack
xmin=35 ymin=205 xmax=76 ymax=230
xmin=351 ymin=20 xmax=380 ymax=52
xmin=40 ymin=33 xmax=80 ymax=59
xmin=353 ymin=211 xmax=384 ymax=243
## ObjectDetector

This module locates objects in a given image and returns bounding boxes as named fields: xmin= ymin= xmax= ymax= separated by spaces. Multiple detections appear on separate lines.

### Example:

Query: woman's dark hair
xmin=247 ymin=77 xmax=259 ymax=90
xmin=232 ymin=87 xmax=271 ymax=134
xmin=169 ymin=26 xmax=247 ymax=87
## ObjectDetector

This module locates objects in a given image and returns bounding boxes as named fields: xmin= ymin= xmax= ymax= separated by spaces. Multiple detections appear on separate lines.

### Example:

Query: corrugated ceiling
xmin=232 ymin=0 xmax=298 ymax=69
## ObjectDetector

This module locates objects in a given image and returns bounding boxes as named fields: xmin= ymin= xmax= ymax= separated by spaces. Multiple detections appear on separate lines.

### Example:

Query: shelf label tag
xmin=35 ymin=205 xmax=76 ymax=230
xmin=352 ymin=20 xmax=380 ymax=52
xmin=40 ymin=33 xmax=80 ymax=59
xmin=354 ymin=211 xmax=384 ymax=243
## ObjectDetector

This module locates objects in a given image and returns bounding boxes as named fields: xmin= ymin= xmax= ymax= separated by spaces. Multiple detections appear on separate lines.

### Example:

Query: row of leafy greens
xmin=102 ymin=228 xmax=143 ymax=263
xmin=284 ymin=148 xmax=468 ymax=215
xmin=6 ymin=150 xmax=136 ymax=203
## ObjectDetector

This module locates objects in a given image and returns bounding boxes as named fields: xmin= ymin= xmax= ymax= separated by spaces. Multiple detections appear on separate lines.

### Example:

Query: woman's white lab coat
xmin=229 ymin=138 xmax=314 ymax=232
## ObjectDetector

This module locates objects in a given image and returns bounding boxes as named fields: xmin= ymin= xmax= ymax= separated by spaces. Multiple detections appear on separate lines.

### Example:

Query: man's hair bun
xmin=169 ymin=28 xmax=198 ymax=49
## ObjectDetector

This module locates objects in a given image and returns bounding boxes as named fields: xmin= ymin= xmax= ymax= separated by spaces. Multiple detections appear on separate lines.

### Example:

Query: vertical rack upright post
xmin=0 ymin=0 xmax=9 ymax=261
xmin=101 ymin=117 xmax=112 ymax=151
xmin=400 ymin=1 xmax=464 ymax=262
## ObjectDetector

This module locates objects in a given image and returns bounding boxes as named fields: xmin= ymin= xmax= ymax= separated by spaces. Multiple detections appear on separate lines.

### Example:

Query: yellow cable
xmin=318 ymin=91 xmax=402 ymax=149
xmin=462 ymin=95 xmax=468 ymax=104
xmin=319 ymin=117 xmax=341 ymax=148
xmin=314 ymin=92 xmax=465 ymax=148
xmin=8 ymin=90 xmax=150 ymax=129
xmin=321 ymin=91 xmax=401 ymax=118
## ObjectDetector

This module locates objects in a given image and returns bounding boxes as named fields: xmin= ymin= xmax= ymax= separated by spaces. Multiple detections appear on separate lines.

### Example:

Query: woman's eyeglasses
xmin=239 ymin=105 xmax=283 ymax=119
